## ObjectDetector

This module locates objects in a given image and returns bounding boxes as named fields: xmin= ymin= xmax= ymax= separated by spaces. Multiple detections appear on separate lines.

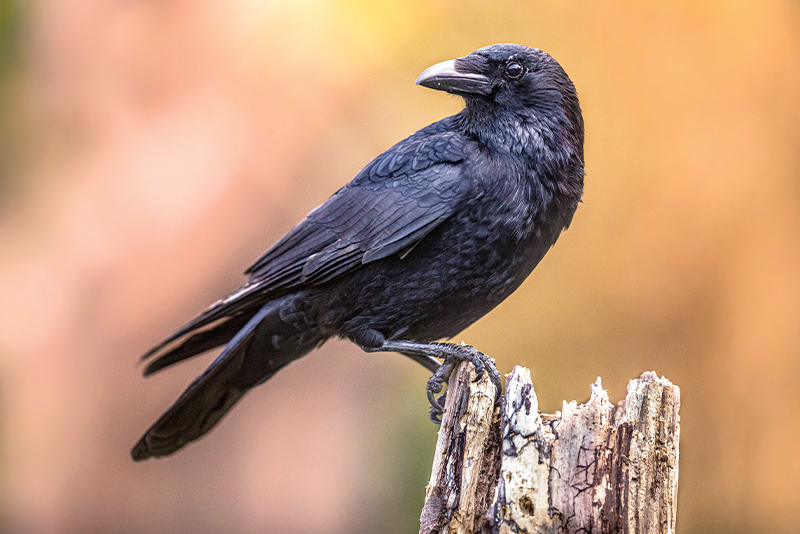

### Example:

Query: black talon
xmin=363 ymin=339 xmax=502 ymax=419
xmin=429 ymin=392 xmax=447 ymax=424
xmin=471 ymin=359 xmax=486 ymax=381
xmin=427 ymin=388 xmax=444 ymax=411
xmin=430 ymin=409 xmax=443 ymax=425
xmin=425 ymin=362 xmax=451 ymax=411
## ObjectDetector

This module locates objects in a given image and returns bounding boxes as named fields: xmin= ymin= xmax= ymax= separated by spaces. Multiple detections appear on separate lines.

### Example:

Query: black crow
xmin=132 ymin=43 xmax=584 ymax=460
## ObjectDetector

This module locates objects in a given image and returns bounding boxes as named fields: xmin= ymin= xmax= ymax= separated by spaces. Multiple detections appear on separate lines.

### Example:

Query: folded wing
xmin=141 ymin=127 xmax=472 ymax=366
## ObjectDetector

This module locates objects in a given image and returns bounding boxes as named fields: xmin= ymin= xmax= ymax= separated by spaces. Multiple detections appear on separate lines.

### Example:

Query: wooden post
xmin=420 ymin=360 xmax=502 ymax=534
xmin=419 ymin=364 xmax=680 ymax=534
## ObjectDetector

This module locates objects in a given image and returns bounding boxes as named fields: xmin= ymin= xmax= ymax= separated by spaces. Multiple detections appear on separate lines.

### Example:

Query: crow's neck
xmin=457 ymin=103 xmax=584 ymax=203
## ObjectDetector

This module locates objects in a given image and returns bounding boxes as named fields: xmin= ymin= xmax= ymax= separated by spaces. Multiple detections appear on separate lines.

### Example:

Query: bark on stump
xmin=419 ymin=364 xmax=680 ymax=534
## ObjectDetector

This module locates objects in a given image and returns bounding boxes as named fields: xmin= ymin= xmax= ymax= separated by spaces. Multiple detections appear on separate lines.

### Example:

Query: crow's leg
xmin=361 ymin=339 xmax=501 ymax=423
xmin=384 ymin=353 xmax=448 ymax=421
xmin=399 ymin=352 xmax=442 ymax=373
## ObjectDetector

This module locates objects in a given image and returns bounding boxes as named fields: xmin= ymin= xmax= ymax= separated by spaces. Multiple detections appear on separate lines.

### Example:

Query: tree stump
xmin=420 ymin=364 xmax=680 ymax=534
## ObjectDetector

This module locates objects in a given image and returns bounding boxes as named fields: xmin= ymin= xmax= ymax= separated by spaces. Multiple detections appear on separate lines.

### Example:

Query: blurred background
xmin=0 ymin=0 xmax=798 ymax=532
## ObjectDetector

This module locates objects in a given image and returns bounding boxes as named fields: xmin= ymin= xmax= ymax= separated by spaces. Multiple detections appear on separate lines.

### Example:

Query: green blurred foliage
xmin=0 ymin=0 xmax=20 ymax=71
xmin=0 ymin=0 xmax=22 ymax=196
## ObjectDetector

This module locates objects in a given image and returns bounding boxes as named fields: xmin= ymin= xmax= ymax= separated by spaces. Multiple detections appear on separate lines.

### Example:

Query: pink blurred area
xmin=0 ymin=0 xmax=799 ymax=532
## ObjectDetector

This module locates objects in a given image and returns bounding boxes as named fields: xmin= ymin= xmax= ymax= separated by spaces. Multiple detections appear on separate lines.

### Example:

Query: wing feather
xmin=142 ymin=124 xmax=472 ymax=362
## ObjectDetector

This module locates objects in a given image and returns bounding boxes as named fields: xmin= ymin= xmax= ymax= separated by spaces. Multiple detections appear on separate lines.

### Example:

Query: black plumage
xmin=132 ymin=43 xmax=584 ymax=460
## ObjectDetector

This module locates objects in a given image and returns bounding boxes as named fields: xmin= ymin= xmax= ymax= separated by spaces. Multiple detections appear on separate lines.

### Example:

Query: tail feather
xmin=132 ymin=296 xmax=320 ymax=461
xmin=139 ymin=283 xmax=266 ymax=364
xmin=131 ymin=384 xmax=249 ymax=461
xmin=142 ymin=313 xmax=254 ymax=376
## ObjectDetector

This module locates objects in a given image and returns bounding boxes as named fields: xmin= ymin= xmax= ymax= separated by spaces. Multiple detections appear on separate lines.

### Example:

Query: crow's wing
xmin=247 ymin=129 xmax=468 ymax=279
xmin=142 ymin=127 xmax=472 ymax=361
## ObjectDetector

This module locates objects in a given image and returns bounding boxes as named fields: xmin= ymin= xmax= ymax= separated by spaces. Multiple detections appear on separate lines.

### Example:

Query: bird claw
xmin=429 ymin=392 xmax=447 ymax=423
xmin=448 ymin=344 xmax=501 ymax=395
xmin=427 ymin=387 xmax=444 ymax=411
xmin=423 ymin=344 xmax=502 ymax=423
xmin=375 ymin=339 xmax=502 ymax=423
xmin=425 ymin=360 xmax=455 ymax=422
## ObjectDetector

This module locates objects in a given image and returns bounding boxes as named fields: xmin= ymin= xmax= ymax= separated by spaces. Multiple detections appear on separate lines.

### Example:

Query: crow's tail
xmin=132 ymin=296 xmax=322 ymax=461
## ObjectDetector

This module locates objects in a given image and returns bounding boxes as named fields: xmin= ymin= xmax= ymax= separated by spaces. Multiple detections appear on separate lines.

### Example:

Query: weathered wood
xmin=420 ymin=361 xmax=501 ymax=534
xmin=421 ymin=366 xmax=680 ymax=534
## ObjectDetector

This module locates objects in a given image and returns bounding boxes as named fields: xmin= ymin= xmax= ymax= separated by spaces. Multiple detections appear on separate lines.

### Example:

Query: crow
xmin=132 ymin=43 xmax=584 ymax=461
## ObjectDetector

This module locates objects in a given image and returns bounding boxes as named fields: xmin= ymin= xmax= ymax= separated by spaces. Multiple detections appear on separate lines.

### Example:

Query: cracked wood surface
xmin=420 ymin=361 xmax=501 ymax=534
xmin=420 ymin=366 xmax=680 ymax=534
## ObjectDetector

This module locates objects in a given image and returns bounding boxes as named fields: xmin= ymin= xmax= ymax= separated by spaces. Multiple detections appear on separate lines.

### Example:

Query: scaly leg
xmin=362 ymin=339 xmax=502 ymax=423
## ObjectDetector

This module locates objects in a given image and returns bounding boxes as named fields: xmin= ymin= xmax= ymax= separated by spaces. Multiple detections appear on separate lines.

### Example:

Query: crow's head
xmin=417 ymin=44 xmax=583 ymax=156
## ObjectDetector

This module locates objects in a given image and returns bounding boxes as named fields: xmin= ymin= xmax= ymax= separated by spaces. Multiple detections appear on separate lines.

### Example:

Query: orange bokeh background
xmin=0 ymin=1 xmax=798 ymax=532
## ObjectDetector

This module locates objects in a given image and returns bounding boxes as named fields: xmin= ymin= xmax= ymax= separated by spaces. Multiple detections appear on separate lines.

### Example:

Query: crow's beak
xmin=415 ymin=58 xmax=492 ymax=96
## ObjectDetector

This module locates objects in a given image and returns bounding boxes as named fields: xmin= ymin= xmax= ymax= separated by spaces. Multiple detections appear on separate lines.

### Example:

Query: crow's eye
xmin=505 ymin=62 xmax=524 ymax=79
